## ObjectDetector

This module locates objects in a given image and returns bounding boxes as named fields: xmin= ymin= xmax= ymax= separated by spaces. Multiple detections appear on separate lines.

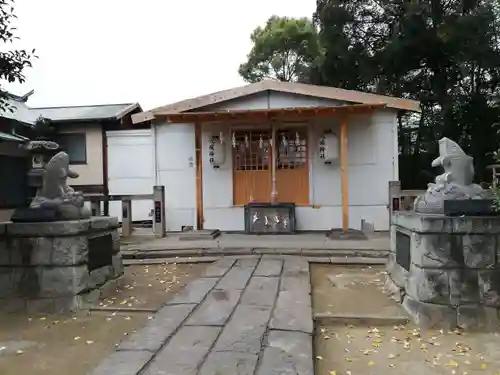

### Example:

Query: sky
xmin=4 ymin=0 xmax=316 ymax=110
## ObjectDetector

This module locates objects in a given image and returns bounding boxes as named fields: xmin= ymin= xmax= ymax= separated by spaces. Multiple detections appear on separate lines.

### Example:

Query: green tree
xmin=0 ymin=0 xmax=36 ymax=111
xmin=312 ymin=0 xmax=500 ymax=188
xmin=239 ymin=15 xmax=320 ymax=83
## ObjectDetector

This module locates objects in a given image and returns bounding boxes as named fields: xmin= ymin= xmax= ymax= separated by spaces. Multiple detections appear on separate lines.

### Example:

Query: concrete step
xmin=121 ymin=248 xmax=390 ymax=260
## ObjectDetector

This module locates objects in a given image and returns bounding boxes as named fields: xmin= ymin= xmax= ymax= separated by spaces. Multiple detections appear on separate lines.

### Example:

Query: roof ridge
xmin=31 ymin=102 xmax=138 ymax=110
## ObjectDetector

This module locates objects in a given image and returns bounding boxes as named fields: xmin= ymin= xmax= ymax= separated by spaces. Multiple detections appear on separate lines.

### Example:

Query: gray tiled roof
xmin=0 ymin=131 xmax=29 ymax=142
xmin=33 ymin=103 xmax=141 ymax=122
xmin=0 ymin=90 xmax=141 ymax=126
xmin=0 ymin=96 xmax=39 ymax=125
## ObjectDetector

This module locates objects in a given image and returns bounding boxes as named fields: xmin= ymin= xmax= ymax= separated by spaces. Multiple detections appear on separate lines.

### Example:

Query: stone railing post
xmin=153 ymin=185 xmax=166 ymax=238
xmin=121 ymin=199 xmax=132 ymax=237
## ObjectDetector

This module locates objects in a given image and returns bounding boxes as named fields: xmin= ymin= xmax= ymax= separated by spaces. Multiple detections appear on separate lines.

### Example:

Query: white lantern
xmin=208 ymin=136 xmax=226 ymax=168
xmin=319 ymin=131 xmax=339 ymax=164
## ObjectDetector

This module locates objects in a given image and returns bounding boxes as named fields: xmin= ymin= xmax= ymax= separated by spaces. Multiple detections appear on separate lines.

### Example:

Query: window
xmin=233 ymin=130 xmax=271 ymax=171
xmin=276 ymin=128 xmax=308 ymax=170
xmin=57 ymin=133 xmax=87 ymax=164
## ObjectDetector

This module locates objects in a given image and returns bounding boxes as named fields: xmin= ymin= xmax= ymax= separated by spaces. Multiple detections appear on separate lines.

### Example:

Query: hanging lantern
xmin=259 ymin=134 xmax=264 ymax=149
xmin=232 ymin=132 xmax=236 ymax=148
xmin=208 ymin=135 xmax=226 ymax=168
xmin=295 ymin=132 xmax=300 ymax=147
xmin=319 ymin=130 xmax=339 ymax=164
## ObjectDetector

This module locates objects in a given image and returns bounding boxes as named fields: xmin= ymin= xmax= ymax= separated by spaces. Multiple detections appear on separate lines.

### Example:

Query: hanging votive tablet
xmin=295 ymin=131 xmax=300 ymax=146
xmin=232 ymin=132 xmax=236 ymax=148
xmin=259 ymin=134 xmax=264 ymax=148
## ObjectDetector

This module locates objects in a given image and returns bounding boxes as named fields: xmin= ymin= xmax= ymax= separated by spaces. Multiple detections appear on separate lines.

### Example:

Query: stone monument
xmin=0 ymin=151 xmax=123 ymax=313
xmin=386 ymin=137 xmax=500 ymax=329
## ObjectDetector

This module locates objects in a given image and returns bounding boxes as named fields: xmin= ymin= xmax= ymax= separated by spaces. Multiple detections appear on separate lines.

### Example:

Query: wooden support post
xmin=121 ymin=199 xmax=132 ymax=237
xmin=153 ymin=185 xmax=166 ymax=238
xmin=195 ymin=123 xmax=204 ymax=230
xmin=270 ymin=121 xmax=278 ymax=203
xmin=340 ymin=118 xmax=349 ymax=232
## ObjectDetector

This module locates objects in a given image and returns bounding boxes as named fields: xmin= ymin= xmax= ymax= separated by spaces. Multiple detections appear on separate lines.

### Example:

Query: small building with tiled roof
xmin=0 ymin=91 xmax=144 ymax=220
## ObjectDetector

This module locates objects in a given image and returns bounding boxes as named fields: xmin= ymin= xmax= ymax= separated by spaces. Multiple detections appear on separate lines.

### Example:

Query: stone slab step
xmin=327 ymin=228 xmax=368 ymax=240
xmin=178 ymin=229 xmax=221 ymax=241
xmin=121 ymin=248 xmax=389 ymax=260
xmin=314 ymin=313 xmax=409 ymax=326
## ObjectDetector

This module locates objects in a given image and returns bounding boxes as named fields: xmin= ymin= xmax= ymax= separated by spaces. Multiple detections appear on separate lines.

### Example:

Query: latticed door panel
xmin=233 ymin=130 xmax=272 ymax=204
xmin=275 ymin=128 xmax=309 ymax=205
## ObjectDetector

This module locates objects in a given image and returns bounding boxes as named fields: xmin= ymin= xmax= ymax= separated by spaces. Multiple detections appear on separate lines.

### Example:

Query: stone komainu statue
xmin=413 ymin=137 xmax=487 ymax=214
xmin=29 ymin=151 xmax=91 ymax=220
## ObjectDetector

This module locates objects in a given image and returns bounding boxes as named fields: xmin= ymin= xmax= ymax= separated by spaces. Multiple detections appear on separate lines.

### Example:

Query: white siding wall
xmin=155 ymin=90 xmax=398 ymax=231
xmin=154 ymin=123 xmax=197 ymax=231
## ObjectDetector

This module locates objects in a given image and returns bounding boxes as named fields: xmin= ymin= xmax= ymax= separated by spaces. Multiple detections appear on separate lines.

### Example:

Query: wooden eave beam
xmin=153 ymin=104 xmax=387 ymax=124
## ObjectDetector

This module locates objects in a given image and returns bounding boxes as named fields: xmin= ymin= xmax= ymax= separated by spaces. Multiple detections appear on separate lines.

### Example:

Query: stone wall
xmin=387 ymin=212 xmax=500 ymax=329
xmin=0 ymin=217 xmax=123 ymax=313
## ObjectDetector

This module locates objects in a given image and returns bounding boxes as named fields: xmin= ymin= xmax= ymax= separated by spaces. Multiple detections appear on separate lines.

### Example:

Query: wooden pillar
xmin=340 ymin=117 xmax=349 ymax=231
xmin=270 ymin=121 xmax=278 ymax=203
xmin=195 ymin=123 xmax=204 ymax=229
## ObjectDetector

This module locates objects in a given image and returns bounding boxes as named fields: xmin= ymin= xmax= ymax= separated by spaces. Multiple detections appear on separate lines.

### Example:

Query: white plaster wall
xmin=58 ymin=124 xmax=103 ymax=186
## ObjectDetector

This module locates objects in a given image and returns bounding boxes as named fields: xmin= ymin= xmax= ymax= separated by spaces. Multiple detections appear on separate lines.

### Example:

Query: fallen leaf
xmin=86 ymin=340 xmax=94 ymax=345
xmin=389 ymin=363 xmax=395 ymax=368
xmin=445 ymin=361 xmax=458 ymax=368
xmin=316 ymin=356 xmax=323 ymax=360
xmin=15 ymin=350 xmax=24 ymax=355
xmin=481 ymin=364 xmax=487 ymax=370
xmin=368 ymin=361 xmax=376 ymax=366
xmin=345 ymin=357 xmax=353 ymax=362
xmin=329 ymin=371 xmax=337 ymax=375
xmin=388 ymin=353 xmax=398 ymax=359
xmin=74 ymin=336 xmax=81 ymax=341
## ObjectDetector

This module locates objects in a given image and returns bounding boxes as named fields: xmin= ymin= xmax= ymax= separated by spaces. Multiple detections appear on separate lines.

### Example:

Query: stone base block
xmin=0 ymin=216 xmax=123 ymax=314
xmin=390 ymin=211 xmax=500 ymax=330
xmin=402 ymin=295 xmax=500 ymax=330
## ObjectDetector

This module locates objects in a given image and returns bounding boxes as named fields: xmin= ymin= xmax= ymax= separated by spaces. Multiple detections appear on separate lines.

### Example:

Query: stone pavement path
xmin=89 ymin=256 xmax=314 ymax=375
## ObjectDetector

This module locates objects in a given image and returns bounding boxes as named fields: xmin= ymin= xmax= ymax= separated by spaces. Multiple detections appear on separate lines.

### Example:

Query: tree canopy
xmin=312 ymin=0 xmax=500 ymax=187
xmin=238 ymin=15 xmax=320 ymax=83
xmin=0 ymin=0 xmax=36 ymax=110
xmin=240 ymin=1 xmax=500 ymax=189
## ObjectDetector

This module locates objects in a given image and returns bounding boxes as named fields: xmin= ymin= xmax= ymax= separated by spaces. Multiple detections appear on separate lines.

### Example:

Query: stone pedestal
xmin=387 ymin=212 xmax=500 ymax=329
xmin=0 ymin=217 xmax=123 ymax=313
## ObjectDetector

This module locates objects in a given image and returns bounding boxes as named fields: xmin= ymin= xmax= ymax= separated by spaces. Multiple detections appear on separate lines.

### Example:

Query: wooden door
xmin=275 ymin=128 xmax=309 ymax=205
xmin=233 ymin=130 xmax=272 ymax=205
